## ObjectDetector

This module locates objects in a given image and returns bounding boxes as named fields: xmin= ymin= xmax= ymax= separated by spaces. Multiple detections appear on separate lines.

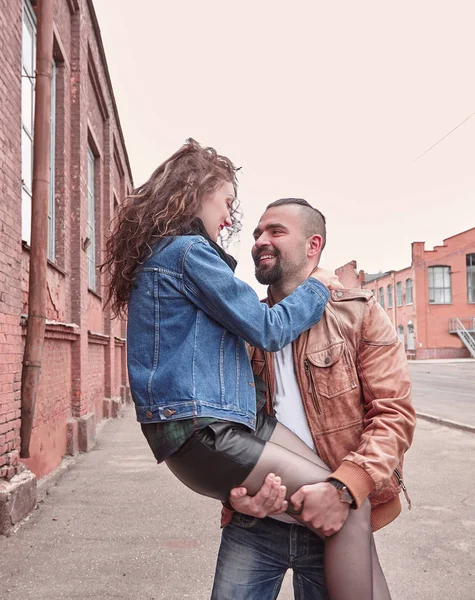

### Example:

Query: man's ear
xmin=308 ymin=234 xmax=323 ymax=258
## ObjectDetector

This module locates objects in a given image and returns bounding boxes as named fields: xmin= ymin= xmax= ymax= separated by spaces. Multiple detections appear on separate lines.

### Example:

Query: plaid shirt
xmin=141 ymin=372 xmax=268 ymax=464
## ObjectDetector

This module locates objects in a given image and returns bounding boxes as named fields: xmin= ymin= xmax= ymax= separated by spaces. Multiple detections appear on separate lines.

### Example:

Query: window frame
xmin=387 ymin=284 xmax=393 ymax=309
xmin=396 ymin=282 xmax=403 ymax=307
xmin=397 ymin=324 xmax=405 ymax=345
xmin=406 ymin=278 xmax=413 ymax=305
xmin=21 ymin=0 xmax=36 ymax=245
xmin=87 ymin=147 xmax=96 ymax=291
xmin=47 ymin=59 xmax=57 ymax=261
xmin=467 ymin=254 xmax=475 ymax=304
xmin=428 ymin=265 xmax=452 ymax=304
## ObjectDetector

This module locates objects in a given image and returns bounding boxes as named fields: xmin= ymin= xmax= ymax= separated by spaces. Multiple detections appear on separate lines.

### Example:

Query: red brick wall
xmin=415 ymin=347 xmax=469 ymax=360
xmin=335 ymin=261 xmax=359 ymax=288
xmin=87 ymin=342 xmax=105 ymax=418
xmin=22 ymin=336 xmax=72 ymax=478
xmin=341 ymin=229 xmax=475 ymax=359
xmin=0 ymin=0 xmax=23 ymax=480
xmin=412 ymin=232 xmax=475 ymax=355
xmin=0 ymin=0 xmax=132 ymax=481
xmin=362 ymin=267 xmax=417 ymax=351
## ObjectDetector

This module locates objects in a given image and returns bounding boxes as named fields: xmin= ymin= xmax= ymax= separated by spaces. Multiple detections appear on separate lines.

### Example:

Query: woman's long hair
xmin=101 ymin=139 xmax=241 ymax=319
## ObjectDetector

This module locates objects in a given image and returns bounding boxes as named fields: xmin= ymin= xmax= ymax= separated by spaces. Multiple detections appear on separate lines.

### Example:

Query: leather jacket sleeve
xmin=330 ymin=298 xmax=416 ymax=507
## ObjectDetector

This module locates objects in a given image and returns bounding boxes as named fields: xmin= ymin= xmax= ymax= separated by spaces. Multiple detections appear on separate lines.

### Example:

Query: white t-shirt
xmin=270 ymin=343 xmax=316 ymax=524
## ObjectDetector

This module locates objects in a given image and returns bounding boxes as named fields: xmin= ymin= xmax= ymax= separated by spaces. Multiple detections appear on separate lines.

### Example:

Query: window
xmin=428 ymin=266 xmax=452 ymax=304
xmin=47 ymin=60 xmax=56 ymax=261
xmin=396 ymin=282 xmax=403 ymax=307
xmin=397 ymin=325 xmax=404 ymax=345
xmin=387 ymin=284 xmax=393 ymax=308
xmin=378 ymin=287 xmax=384 ymax=308
xmin=22 ymin=1 xmax=57 ymax=255
xmin=407 ymin=323 xmax=415 ymax=350
xmin=21 ymin=0 xmax=36 ymax=244
xmin=467 ymin=254 xmax=475 ymax=304
xmin=87 ymin=148 xmax=96 ymax=290
xmin=406 ymin=278 xmax=413 ymax=304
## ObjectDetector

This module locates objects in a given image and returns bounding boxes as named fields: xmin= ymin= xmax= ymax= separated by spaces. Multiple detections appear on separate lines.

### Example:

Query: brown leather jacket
xmin=238 ymin=288 xmax=416 ymax=531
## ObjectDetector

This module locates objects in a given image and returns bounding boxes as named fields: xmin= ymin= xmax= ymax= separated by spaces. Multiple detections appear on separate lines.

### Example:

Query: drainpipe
xmin=392 ymin=271 xmax=398 ymax=331
xmin=20 ymin=0 xmax=54 ymax=458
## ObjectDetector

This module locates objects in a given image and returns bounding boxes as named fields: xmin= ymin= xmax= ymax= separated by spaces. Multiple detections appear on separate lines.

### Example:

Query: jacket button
xmin=324 ymin=356 xmax=331 ymax=365
xmin=163 ymin=408 xmax=175 ymax=417
xmin=146 ymin=411 xmax=153 ymax=419
xmin=336 ymin=291 xmax=343 ymax=298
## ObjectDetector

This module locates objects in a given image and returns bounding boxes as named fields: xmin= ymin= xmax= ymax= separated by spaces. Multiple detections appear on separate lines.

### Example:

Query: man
xmin=211 ymin=198 xmax=416 ymax=599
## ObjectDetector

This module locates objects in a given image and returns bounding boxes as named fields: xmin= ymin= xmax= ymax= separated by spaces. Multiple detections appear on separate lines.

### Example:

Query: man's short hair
xmin=266 ymin=198 xmax=327 ymax=250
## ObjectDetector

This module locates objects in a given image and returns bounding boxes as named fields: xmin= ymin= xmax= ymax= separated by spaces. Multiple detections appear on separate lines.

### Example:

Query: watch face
xmin=341 ymin=488 xmax=353 ymax=503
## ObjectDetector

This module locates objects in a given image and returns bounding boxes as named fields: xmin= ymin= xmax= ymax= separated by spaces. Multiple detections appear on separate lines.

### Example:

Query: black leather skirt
xmin=165 ymin=409 xmax=278 ymax=502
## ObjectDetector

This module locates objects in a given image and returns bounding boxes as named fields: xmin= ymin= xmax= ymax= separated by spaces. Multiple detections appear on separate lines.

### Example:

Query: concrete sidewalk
xmin=1 ymin=407 xmax=474 ymax=599
xmin=0 ymin=408 xmax=221 ymax=599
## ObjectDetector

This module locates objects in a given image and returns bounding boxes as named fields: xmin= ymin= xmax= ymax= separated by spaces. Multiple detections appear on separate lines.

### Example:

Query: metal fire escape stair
xmin=449 ymin=318 xmax=475 ymax=358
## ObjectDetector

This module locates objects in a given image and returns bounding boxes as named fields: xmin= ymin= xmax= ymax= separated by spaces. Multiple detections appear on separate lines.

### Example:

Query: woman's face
xmin=196 ymin=181 xmax=235 ymax=242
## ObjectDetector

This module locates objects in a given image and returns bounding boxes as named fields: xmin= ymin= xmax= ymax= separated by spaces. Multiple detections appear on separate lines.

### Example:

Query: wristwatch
xmin=328 ymin=478 xmax=355 ymax=507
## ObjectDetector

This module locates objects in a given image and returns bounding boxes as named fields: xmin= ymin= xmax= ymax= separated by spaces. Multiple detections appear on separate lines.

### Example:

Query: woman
xmin=102 ymin=139 xmax=390 ymax=600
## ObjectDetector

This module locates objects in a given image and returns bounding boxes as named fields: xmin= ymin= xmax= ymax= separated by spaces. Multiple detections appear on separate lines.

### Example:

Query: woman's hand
xmin=309 ymin=268 xmax=343 ymax=290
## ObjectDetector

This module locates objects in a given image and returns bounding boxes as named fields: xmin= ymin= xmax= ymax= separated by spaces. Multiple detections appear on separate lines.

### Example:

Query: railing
xmin=448 ymin=317 xmax=475 ymax=333
xmin=449 ymin=318 xmax=475 ymax=358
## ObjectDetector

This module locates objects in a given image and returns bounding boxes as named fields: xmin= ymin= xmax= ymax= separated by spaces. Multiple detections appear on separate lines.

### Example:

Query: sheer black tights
xmin=240 ymin=422 xmax=391 ymax=600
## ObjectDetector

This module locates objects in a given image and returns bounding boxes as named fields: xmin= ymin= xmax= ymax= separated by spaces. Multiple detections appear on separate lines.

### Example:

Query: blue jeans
xmin=211 ymin=513 xmax=329 ymax=600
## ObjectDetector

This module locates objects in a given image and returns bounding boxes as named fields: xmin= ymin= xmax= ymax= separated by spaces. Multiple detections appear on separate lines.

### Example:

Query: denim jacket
xmin=127 ymin=235 xmax=330 ymax=429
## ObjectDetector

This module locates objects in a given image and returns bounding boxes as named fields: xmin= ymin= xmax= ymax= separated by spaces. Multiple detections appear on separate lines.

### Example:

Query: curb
xmin=409 ymin=359 xmax=475 ymax=364
xmin=416 ymin=412 xmax=475 ymax=434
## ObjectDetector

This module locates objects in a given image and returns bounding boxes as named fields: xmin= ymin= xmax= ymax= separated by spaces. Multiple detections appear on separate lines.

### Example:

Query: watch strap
xmin=328 ymin=478 xmax=355 ymax=506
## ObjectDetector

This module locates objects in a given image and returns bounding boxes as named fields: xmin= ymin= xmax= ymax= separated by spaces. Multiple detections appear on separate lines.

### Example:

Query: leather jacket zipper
xmin=304 ymin=359 xmax=322 ymax=414
xmin=394 ymin=468 xmax=412 ymax=510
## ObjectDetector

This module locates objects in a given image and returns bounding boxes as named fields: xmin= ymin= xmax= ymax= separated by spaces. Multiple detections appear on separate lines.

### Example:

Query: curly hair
xmin=101 ymin=139 xmax=241 ymax=318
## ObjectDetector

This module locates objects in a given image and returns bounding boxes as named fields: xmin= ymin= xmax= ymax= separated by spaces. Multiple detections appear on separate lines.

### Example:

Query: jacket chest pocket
xmin=305 ymin=342 xmax=357 ymax=400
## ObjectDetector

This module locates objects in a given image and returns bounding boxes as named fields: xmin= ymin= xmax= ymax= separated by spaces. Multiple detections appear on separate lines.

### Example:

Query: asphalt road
xmin=409 ymin=361 xmax=475 ymax=428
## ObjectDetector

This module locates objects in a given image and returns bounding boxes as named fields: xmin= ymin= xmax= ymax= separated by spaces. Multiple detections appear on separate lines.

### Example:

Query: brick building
xmin=0 ymin=0 xmax=132 ymax=533
xmin=336 ymin=228 xmax=475 ymax=360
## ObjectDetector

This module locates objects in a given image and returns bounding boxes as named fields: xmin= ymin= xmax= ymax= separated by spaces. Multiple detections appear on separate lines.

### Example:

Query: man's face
xmin=251 ymin=205 xmax=310 ymax=285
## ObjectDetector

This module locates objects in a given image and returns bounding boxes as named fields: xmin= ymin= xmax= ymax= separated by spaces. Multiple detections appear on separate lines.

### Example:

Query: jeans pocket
xmin=231 ymin=512 xmax=260 ymax=529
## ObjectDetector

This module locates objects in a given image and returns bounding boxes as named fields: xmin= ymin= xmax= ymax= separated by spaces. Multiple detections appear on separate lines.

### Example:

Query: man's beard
xmin=254 ymin=246 xmax=309 ymax=286
xmin=255 ymin=261 xmax=283 ymax=285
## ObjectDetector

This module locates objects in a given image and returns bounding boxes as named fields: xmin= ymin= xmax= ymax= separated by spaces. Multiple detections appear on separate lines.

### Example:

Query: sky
xmin=94 ymin=0 xmax=475 ymax=294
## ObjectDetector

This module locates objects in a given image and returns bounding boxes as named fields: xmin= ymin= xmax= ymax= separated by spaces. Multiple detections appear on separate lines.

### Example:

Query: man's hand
xmin=290 ymin=482 xmax=350 ymax=536
xmin=229 ymin=473 xmax=288 ymax=518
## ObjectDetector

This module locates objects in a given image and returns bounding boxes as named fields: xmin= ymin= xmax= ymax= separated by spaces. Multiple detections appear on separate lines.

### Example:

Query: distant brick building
xmin=0 ymin=0 xmax=132 ymax=533
xmin=336 ymin=228 xmax=475 ymax=360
